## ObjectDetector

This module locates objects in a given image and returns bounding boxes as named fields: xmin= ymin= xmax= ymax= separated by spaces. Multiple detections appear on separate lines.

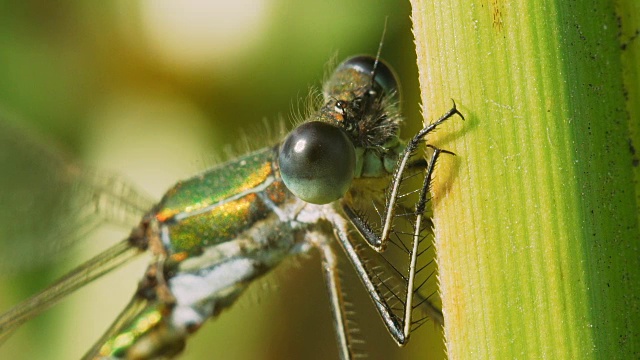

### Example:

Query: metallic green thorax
xmin=155 ymin=147 xmax=290 ymax=256
xmin=98 ymin=147 xmax=301 ymax=358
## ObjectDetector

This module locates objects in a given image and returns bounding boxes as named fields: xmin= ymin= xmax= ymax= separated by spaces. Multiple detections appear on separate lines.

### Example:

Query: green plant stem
xmin=411 ymin=0 xmax=640 ymax=358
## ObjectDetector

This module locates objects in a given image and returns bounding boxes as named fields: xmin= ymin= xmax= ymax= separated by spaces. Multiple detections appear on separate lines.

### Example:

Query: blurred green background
xmin=0 ymin=1 xmax=444 ymax=359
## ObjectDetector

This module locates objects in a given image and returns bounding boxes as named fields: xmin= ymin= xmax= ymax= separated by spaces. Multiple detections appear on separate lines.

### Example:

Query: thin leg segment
xmin=345 ymin=100 xmax=463 ymax=252
xmin=317 ymin=241 xmax=352 ymax=360
xmin=334 ymin=101 xmax=460 ymax=344
xmin=402 ymin=147 xmax=449 ymax=339
xmin=325 ymin=209 xmax=406 ymax=344
xmin=329 ymin=149 xmax=448 ymax=345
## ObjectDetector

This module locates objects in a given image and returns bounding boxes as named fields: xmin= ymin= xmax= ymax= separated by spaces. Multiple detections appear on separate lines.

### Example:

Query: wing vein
xmin=0 ymin=238 xmax=143 ymax=343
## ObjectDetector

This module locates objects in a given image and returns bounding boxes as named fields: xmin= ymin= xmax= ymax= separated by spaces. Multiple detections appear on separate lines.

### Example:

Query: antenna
xmin=370 ymin=17 xmax=388 ymax=88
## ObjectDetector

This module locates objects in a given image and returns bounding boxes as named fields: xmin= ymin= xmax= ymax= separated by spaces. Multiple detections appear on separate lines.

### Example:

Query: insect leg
xmin=345 ymin=100 xmax=463 ymax=252
xmin=403 ymin=147 xmax=452 ymax=338
xmin=324 ymin=209 xmax=406 ymax=345
xmin=316 ymin=239 xmax=352 ymax=360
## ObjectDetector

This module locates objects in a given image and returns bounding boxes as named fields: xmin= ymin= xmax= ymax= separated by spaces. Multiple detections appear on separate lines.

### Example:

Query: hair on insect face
xmin=318 ymin=55 xmax=403 ymax=150
xmin=277 ymin=53 xmax=406 ymax=205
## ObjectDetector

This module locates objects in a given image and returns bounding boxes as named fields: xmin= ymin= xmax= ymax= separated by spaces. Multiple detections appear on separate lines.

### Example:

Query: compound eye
xmin=338 ymin=55 xmax=400 ymax=100
xmin=278 ymin=121 xmax=356 ymax=204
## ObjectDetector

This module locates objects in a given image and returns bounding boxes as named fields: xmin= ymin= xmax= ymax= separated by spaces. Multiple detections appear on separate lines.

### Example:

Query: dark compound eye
xmin=337 ymin=55 xmax=400 ymax=100
xmin=278 ymin=121 xmax=356 ymax=204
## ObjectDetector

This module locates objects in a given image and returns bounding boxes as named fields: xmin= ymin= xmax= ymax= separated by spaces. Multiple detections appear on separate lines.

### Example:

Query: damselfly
xmin=0 ymin=52 xmax=462 ymax=359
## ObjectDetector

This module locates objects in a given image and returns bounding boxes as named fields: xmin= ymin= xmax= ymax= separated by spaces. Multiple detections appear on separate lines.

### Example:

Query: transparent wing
xmin=0 ymin=119 xmax=154 ymax=342
xmin=0 ymin=239 xmax=144 ymax=343
xmin=0 ymin=120 xmax=155 ymax=272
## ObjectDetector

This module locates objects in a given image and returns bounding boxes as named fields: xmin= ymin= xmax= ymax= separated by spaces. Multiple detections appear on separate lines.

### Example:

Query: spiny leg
xmin=324 ymin=210 xmax=406 ymax=345
xmin=332 ymin=147 xmax=451 ymax=346
xmin=325 ymin=149 xmax=452 ymax=346
xmin=402 ymin=147 xmax=453 ymax=338
xmin=344 ymin=100 xmax=463 ymax=252
xmin=336 ymin=102 xmax=462 ymax=344
xmin=317 ymin=240 xmax=352 ymax=360
xmin=306 ymin=229 xmax=363 ymax=360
